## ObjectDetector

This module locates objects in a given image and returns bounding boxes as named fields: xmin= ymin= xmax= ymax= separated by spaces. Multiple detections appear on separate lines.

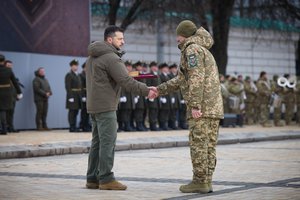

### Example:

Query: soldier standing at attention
xmin=5 ymin=60 xmax=23 ymax=132
xmin=146 ymin=61 xmax=161 ymax=131
xmin=0 ymin=54 xmax=22 ymax=135
xmin=65 ymin=59 xmax=82 ymax=132
xmin=150 ymin=20 xmax=223 ymax=193
xmin=168 ymin=63 xmax=180 ymax=130
xmin=33 ymin=67 xmax=52 ymax=130
xmin=158 ymin=63 xmax=171 ymax=130
xmin=79 ymin=62 xmax=91 ymax=132
xmin=256 ymin=71 xmax=272 ymax=127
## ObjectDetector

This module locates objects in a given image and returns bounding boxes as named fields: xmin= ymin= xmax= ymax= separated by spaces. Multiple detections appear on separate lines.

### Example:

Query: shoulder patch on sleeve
xmin=187 ymin=54 xmax=198 ymax=68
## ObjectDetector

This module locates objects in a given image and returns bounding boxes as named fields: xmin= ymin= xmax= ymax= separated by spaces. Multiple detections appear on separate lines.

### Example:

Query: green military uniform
xmin=146 ymin=67 xmax=161 ymax=131
xmin=79 ymin=68 xmax=91 ymax=131
xmin=168 ymin=71 xmax=180 ymax=129
xmin=65 ymin=67 xmax=82 ymax=132
xmin=158 ymin=71 xmax=171 ymax=130
xmin=270 ymin=76 xmax=285 ymax=126
xmin=256 ymin=77 xmax=272 ymax=126
xmin=0 ymin=60 xmax=22 ymax=134
xmin=157 ymin=25 xmax=223 ymax=193
xmin=220 ymin=80 xmax=230 ymax=113
xmin=133 ymin=79 xmax=148 ymax=131
xmin=33 ymin=68 xmax=52 ymax=130
xmin=118 ymin=88 xmax=135 ymax=131
xmin=227 ymin=81 xmax=244 ymax=126
xmin=284 ymin=86 xmax=296 ymax=125
xmin=243 ymin=78 xmax=257 ymax=125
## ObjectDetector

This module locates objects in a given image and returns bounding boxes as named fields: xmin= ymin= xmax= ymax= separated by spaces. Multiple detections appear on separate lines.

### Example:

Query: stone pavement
xmin=0 ymin=125 xmax=299 ymax=159
xmin=0 ymin=140 xmax=299 ymax=199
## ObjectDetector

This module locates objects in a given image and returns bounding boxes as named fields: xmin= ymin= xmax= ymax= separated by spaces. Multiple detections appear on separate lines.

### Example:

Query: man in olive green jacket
xmin=150 ymin=20 xmax=224 ymax=194
xmin=33 ymin=67 xmax=52 ymax=130
xmin=85 ymin=26 xmax=155 ymax=191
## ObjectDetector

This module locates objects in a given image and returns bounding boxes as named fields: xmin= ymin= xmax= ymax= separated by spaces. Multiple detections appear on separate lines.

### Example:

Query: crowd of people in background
xmin=1 ymin=52 xmax=300 ymax=134
xmin=220 ymin=71 xmax=300 ymax=127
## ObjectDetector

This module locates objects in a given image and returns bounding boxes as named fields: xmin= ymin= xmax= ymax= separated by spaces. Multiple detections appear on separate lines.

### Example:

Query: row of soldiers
xmin=65 ymin=60 xmax=188 ymax=132
xmin=220 ymin=71 xmax=300 ymax=127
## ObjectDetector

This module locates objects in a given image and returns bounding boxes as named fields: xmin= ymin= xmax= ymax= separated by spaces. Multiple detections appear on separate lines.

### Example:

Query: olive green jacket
xmin=86 ymin=41 xmax=149 ymax=113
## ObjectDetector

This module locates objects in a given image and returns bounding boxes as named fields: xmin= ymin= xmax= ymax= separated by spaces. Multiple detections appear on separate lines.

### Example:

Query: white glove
xmin=171 ymin=97 xmax=175 ymax=104
xmin=134 ymin=96 xmax=139 ymax=104
xmin=180 ymin=100 xmax=185 ymax=104
xmin=68 ymin=98 xmax=74 ymax=103
xmin=160 ymin=97 xmax=167 ymax=104
xmin=82 ymin=97 xmax=86 ymax=102
xmin=17 ymin=93 xmax=23 ymax=100
xmin=149 ymin=98 xmax=154 ymax=102
xmin=120 ymin=96 xmax=127 ymax=103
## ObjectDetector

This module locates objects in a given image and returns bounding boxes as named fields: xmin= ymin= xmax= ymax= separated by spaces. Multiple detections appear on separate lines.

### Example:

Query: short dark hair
xmin=260 ymin=71 xmax=266 ymax=78
xmin=0 ymin=54 xmax=5 ymax=62
xmin=104 ymin=25 xmax=124 ymax=41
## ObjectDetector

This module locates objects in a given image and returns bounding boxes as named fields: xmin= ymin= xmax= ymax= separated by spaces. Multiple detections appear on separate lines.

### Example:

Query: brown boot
xmin=179 ymin=181 xmax=210 ymax=193
xmin=86 ymin=181 xmax=99 ymax=189
xmin=99 ymin=180 xmax=127 ymax=190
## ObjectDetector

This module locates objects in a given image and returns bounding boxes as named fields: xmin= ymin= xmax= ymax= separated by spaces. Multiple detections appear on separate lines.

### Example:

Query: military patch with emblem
xmin=188 ymin=54 xmax=198 ymax=68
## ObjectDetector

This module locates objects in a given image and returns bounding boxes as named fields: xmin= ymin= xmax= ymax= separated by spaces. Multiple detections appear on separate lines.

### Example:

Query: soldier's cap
xmin=245 ymin=76 xmax=251 ymax=81
xmin=159 ymin=63 xmax=169 ymax=69
xmin=176 ymin=20 xmax=197 ymax=38
xmin=124 ymin=60 xmax=132 ymax=66
xmin=0 ymin=54 xmax=5 ymax=62
xmin=169 ymin=63 xmax=178 ymax=69
xmin=133 ymin=61 xmax=142 ymax=68
xmin=149 ymin=61 xmax=157 ymax=67
xmin=69 ymin=59 xmax=79 ymax=66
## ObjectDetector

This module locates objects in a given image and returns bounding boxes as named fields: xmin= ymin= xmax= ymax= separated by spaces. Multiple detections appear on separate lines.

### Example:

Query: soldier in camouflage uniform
xmin=244 ymin=76 xmax=257 ymax=125
xmin=155 ymin=21 xmax=224 ymax=193
xmin=270 ymin=75 xmax=285 ymax=126
xmin=283 ymin=74 xmax=296 ymax=125
xmin=168 ymin=63 xmax=180 ymax=130
xmin=256 ymin=71 xmax=272 ymax=127
xmin=227 ymin=77 xmax=245 ymax=127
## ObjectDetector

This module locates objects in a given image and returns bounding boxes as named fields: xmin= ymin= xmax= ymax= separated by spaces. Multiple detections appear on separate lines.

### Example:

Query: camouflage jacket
xmin=244 ymin=81 xmax=257 ymax=103
xmin=256 ymin=78 xmax=272 ymax=104
xmin=157 ymin=27 xmax=224 ymax=119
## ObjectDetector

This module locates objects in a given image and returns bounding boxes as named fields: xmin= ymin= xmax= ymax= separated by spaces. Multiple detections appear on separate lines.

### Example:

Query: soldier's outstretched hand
xmin=147 ymin=87 xmax=158 ymax=99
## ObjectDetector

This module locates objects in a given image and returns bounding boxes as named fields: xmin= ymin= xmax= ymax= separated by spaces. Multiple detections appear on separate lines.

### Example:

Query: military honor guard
xmin=65 ymin=59 xmax=82 ymax=132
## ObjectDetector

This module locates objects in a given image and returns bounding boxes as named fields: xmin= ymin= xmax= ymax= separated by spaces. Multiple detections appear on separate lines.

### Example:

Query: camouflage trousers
xmin=273 ymin=103 xmax=283 ymax=124
xmin=245 ymin=102 xmax=255 ymax=124
xmin=188 ymin=117 xmax=220 ymax=184
xmin=284 ymin=102 xmax=295 ymax=125
xmin=259 ymin=103 xmax=269 ymax=124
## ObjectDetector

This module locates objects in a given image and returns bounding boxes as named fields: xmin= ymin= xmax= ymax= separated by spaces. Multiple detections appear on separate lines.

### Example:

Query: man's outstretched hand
xmin=147 ymin=87 xmax=159 ymax=99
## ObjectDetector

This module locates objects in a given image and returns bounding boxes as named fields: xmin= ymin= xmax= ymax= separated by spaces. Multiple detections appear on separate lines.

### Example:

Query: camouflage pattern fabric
xmin=188 ymin=118 xmax=219 ymax=183
xmin=284 ymin=87 xmax=296 ymax=125
xmin=157 ymin=27 xmax=223 ymax=184
xmin=256 ymin=78 xmax=272 ymax=125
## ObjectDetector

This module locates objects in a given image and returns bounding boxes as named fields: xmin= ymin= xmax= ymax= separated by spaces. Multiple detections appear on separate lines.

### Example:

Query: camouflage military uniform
xmin=270 ymin=77 xmax=284 ymax=126
xmin=157 ymin=27 xmax=224 ymax=185
xmin=283 ymin=87 xmax=296 ymax=125
xmin=244 ymin=79 xmax=257 ymax=125
xmin=228 ymin=81 xmax=245 ymax=126
xmin=256 ymin=78 xmax=272 ymax=126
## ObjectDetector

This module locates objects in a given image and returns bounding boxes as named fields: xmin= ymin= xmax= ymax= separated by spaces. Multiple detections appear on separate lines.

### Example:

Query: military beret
xmin=176 ymin=20 xmax=197 ymax=38
xmin=69 ymin=59 xmax=79 ymax=66
xmin=159 ymin=63 xmax=169 ymax=69
xmin=0 ymin=54 xmax=5 ymax=62
xmin=133 ymin=61 xmax=142 ymax=68
xmin=245 ymin=76 xmax=251 ymax=81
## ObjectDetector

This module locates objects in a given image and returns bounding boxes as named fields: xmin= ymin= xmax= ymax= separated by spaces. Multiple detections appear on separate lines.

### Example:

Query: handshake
xmin=147 ymin=87 xmax=159 ymax=99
